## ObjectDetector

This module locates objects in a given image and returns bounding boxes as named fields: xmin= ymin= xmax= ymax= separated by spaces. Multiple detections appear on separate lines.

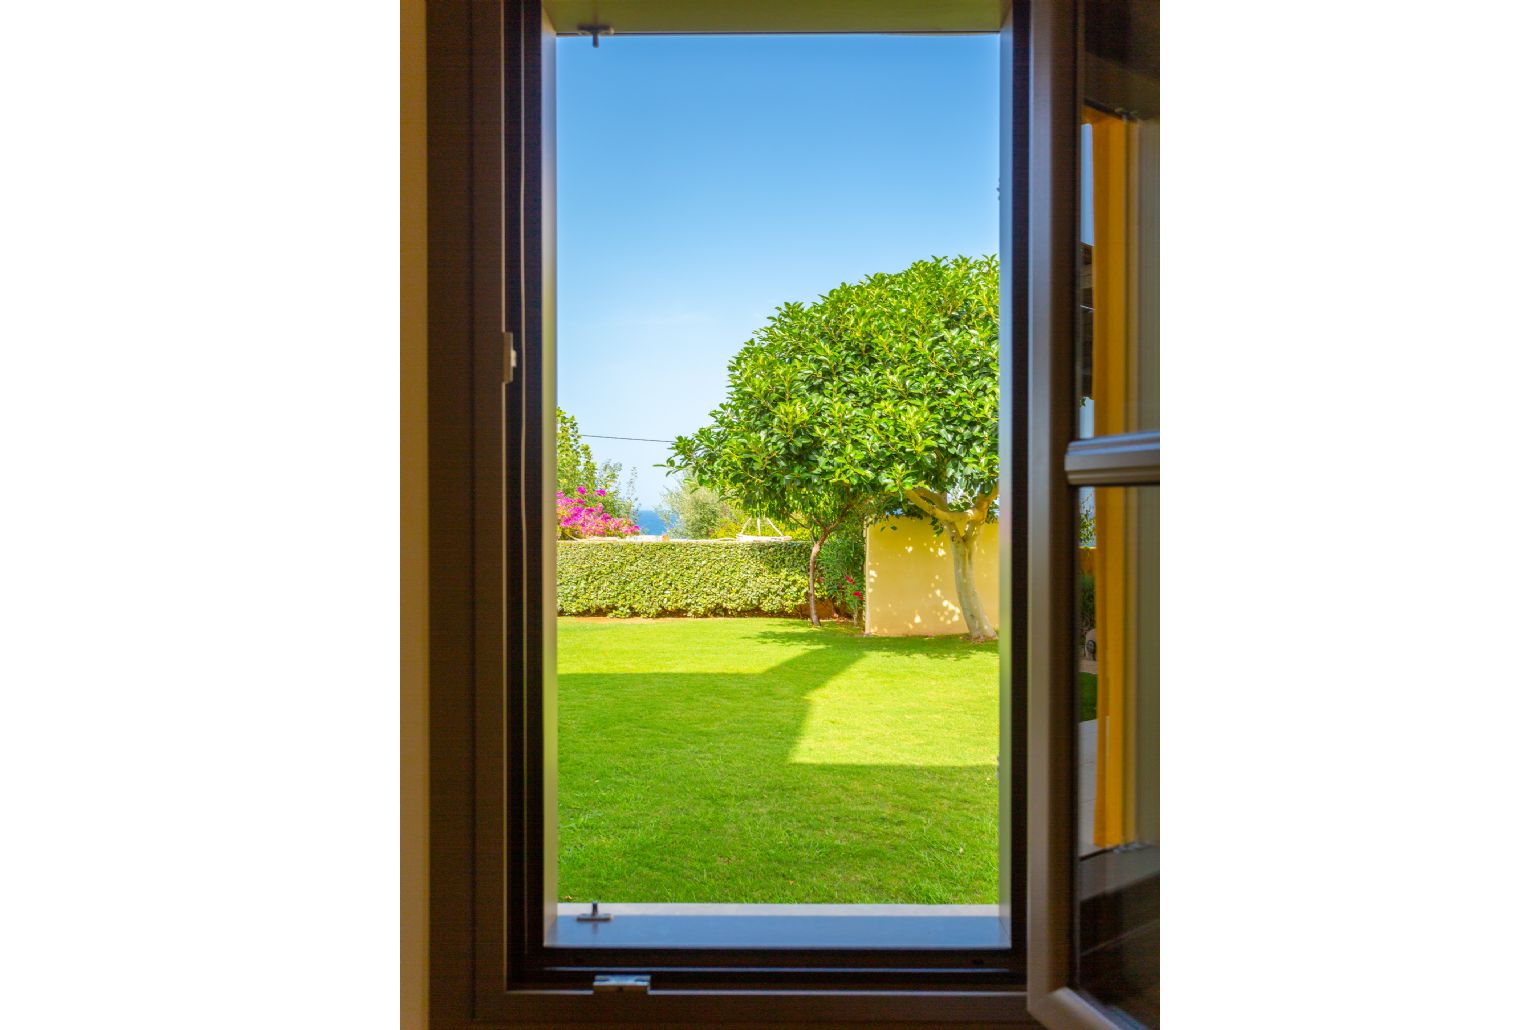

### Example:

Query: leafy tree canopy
xmin=669 ymin=255 xmax=1000 ymax=637
xmin=658 ymin=475 xmax=748 ymax=540
xmin=556 ymin=408 xmax=599 ymax=496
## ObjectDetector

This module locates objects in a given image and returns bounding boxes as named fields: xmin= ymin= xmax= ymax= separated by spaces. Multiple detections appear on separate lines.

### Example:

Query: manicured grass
xmin=558 ymin=617 xmax=999 ymax=904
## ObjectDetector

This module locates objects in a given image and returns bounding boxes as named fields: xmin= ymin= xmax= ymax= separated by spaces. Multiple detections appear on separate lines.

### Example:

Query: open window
xmin=548 ymin=26 xmax=1007 ymax=965
xmin=424 ymin=1 xmax=1158 ymax=1025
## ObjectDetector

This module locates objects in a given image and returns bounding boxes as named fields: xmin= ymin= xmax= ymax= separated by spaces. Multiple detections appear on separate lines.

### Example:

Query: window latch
xmin=593 ymin=974 xmax=649 ymax=994
xmin=503 ymin=331 xmax=517 ymax=384
xmin=577 ymin=23 xmax=612 ymax=48
xmin=576 ymin=899 xmax=612 ymax=922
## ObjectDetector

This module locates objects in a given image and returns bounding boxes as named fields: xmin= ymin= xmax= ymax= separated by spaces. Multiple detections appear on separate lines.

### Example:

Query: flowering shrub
xmin=816 ymin=528 xmax=865 ymax=623
xmin=557 ymin=486 xmax=640 ymax=539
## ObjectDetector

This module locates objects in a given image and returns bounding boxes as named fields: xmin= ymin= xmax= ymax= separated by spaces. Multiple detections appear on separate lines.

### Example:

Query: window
xmin=550 ymin=28 xmax=1005 ymax=953
xmin=424 ymin=2 xmax=1158 ymax=1026
xmin=1026 ymin=1 xmax=1158 ymax=1027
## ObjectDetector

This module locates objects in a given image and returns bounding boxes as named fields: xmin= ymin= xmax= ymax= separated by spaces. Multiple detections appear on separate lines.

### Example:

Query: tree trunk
xmin=807 ymin=531 xmax=825 ymax=627
xmin=949 ymin=522 xmax=996 ymax=642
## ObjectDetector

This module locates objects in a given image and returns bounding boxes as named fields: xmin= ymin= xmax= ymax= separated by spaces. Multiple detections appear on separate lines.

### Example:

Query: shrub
xmin=557 ymin=487 xmax=639 ymax=539
xmin=558 ymin=540 xmax=859 ymax=619
xmin=815 ymin=526 xmax=866 ymax=622
xmin=556 ymin=408 xmax=639 ymax=523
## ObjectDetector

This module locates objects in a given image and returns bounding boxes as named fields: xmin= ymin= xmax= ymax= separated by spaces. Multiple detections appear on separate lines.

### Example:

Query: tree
xmin=817 ymin=255 xmax=999 ymax=640
xmin=556 ymin=407 xmax=638 ymax=523
xmin=658 ymin=475 xmax=746 ymax=540
xmin=667 ymin=301 xmax=879 ymax=625
xmin=555 ymin=408 xmax=600 ymax=496
xmin=671 ymin=255 xmax=1000 ymax=639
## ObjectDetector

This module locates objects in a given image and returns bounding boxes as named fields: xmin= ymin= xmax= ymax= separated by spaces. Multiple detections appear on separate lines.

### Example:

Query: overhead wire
xmin=579 ymin=434 xmax=674 ymax=444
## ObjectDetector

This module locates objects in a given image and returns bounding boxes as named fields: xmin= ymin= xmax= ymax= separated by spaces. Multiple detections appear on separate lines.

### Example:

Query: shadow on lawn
xmin=745 ymin=624 xmax=998 ymax=663
xmin=557 ymin=634 xmax=1000 ymax=904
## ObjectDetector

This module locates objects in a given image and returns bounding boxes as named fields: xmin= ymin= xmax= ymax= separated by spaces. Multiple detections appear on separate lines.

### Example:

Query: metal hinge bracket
xmin=593 ymin=974 xmax=649 ymax=994
xmin=503 ymin=331 xmax=517 ymax=383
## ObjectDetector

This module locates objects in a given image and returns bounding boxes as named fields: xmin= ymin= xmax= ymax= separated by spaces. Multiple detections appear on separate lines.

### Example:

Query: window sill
xmin=549 ymin=903 xmax=1008 ymax=951
xmin=497 ymin=984 xmax=1035 ymax=1026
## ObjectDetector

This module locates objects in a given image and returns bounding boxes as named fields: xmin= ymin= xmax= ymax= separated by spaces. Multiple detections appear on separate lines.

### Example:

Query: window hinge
xmin=593 ymin=974 xmax=649 ymax=995
xmin=503 ymin=331 xmax=517 ymax=384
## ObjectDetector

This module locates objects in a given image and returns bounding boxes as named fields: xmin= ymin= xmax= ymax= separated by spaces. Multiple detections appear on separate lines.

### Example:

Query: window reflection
xmin=1076 ymin=485 xmax=1159 ymax=1025
xmin=1071 ymin=1 xmax=1158 ymax=1022
xmin=1077 ymin=0 xmax=1159 ymax=437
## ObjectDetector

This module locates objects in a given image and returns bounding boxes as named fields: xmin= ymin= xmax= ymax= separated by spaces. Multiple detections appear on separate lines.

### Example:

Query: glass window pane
xmin=1077 ymin=0 xmax=1159 ymax=438
xmin=1075 ymin=484 xmax=1159 ymax=1025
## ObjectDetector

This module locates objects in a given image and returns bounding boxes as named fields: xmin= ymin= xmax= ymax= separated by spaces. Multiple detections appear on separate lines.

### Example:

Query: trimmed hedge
xmin=558 ymin=540 xmax=846 ymax=618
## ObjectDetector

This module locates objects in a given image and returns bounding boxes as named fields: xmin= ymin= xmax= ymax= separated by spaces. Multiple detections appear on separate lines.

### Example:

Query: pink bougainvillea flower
xmin=853 ymin=590 xmax=863 ymax=599
xmin=554 ymin=489 xmax=641 ymax=539
xmin=596 ymin=488 xmax=606 ymax=496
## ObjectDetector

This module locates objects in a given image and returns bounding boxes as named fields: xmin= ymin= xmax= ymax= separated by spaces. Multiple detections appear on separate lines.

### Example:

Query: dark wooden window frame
xmin=1023 ymin=3 xmax=1158 ymax=1028
xmin=426 ymin=1 xmax=1153 ymax=1025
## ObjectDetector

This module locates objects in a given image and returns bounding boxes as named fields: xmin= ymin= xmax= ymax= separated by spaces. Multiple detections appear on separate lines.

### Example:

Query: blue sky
xmin=556 ymin=34 xmax=1000 ymax=509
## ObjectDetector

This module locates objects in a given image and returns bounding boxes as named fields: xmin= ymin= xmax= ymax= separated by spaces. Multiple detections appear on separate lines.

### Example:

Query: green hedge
xmin=558 ymin=540 xmax=850 ymax=618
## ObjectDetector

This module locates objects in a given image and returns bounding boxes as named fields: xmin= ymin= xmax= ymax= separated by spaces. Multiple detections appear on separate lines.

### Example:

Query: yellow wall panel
xmin=863 ymin=517 xmax=1000 ymax=637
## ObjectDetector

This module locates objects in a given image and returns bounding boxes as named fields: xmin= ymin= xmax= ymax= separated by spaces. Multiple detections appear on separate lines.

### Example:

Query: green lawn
xmin=1081 ymin=671 xmax=1099 ymax=722
xmin=558 ymin=617 xmax=999 ymax=904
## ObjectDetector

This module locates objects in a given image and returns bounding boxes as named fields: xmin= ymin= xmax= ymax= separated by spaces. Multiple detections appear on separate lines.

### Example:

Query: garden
xmin=554 ymin=256 xmax=1036 ymax=903
xmin=557 ymin=617 xmax=1000 ymax=904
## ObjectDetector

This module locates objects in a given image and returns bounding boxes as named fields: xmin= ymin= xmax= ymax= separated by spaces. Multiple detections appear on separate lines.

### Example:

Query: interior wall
xmin=400 ymin=0 xmax=429 ymax=1025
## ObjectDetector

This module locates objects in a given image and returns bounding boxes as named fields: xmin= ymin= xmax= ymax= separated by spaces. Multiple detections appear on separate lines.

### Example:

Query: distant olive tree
xmin=658 ymin=475 xmax=746 ymax=540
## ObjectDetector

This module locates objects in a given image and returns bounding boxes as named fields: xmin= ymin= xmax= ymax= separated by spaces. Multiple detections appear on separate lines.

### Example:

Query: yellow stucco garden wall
xmin=864 ymin=516 xmax=1000 ymax=637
